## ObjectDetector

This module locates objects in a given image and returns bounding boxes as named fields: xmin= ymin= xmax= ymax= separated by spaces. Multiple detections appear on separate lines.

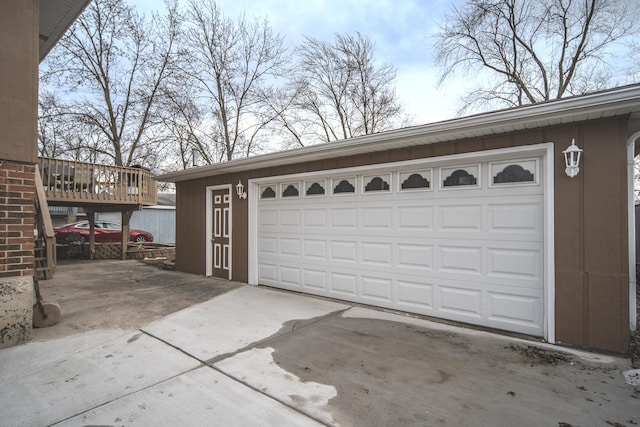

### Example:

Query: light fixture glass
xmin=236 ymin=180 xmax=247 ymax=199
xmin=562 ymin=139 xmax=583 ymax=178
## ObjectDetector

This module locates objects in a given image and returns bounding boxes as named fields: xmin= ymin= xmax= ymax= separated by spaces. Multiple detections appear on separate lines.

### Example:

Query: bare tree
xmin=286 ymin=32 xmax=404 ymax=145
xmin=261 ymin=84 xmax=315 ymax=149
xmin=179 ymin=0 xmax=288 ymax=162
xmin=40 ymin=0 xmax=180 ymax=168
xmin=627 ymin=41 xmax=640 ymax=85
xmin=38 ymin=91 xmax=107 ymax=163
xmin=435 ymin=0 xmax=640 ymax=114
xmin=338 ymin=33 xmax=404 ymax=135
xmin=38 ymin=92 xmax=73 ymax=159
xmin=159 ymin=81 xmax=225 ymax=169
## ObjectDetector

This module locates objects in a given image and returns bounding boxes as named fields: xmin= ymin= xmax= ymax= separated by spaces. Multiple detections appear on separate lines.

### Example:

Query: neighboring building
xmin=159 ymin=84 xmax=640 ymax=354
xmin=97 ymin=193 xmax=176 ymax=244
xmin=48 ymin=206 xmax=82 ymax=227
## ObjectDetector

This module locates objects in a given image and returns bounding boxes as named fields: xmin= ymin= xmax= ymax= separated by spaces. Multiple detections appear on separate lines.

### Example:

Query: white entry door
xmin=211 ymin=189 xmax=230 ymax=279
xmin=255 ymin=155 xmax=546 ymax=336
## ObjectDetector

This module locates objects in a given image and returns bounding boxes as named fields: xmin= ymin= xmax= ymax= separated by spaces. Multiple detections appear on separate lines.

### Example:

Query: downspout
xmin=627 ymin=131 xmax=640 ymax=331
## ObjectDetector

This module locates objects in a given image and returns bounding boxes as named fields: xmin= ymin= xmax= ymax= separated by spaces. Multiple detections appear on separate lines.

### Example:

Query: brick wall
xmin=0 ymin=162 xmax=35 ymax=278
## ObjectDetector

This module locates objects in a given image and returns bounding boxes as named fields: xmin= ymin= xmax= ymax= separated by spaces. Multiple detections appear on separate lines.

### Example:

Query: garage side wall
xmin=174 ymin=117 xmax=630 ymax=353
xmin=551 ymin=118 xmax=629 ymax=353
xmin=175 ymin=179 xmax=208 ymax=275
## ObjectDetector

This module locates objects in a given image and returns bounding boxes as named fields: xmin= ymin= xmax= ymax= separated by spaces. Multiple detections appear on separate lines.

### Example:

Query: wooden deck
xmin=35 ymin=159 xmax=159 ymax=271
xmin=38 ymin=158 xmax=157 ymax=209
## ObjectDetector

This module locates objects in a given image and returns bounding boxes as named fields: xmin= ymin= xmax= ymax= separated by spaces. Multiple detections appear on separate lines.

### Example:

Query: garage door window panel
xmin=441 ymin=165 xmax=480 ymax=189
xmin=305 ymin=180 xmax=326 ymax=197
xmin=363 ymin=174 xmax=391 ymax=193
xmin=281 ymin=182 xmax=300 ymax=198
xmin=332 ymin=177 xmax=356 ymax=195
xmin=260 ymin=185 xmax=277 ymax=199
xmin=399 ymin=170 xmax=432 ymax=191
xmin=490 ymin=159 xmax=538 ymax=186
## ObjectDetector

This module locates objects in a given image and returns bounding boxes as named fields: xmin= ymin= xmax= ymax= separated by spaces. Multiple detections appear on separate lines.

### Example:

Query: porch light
xmin=562 ymin=139 xmax=583 ymax=178
xmin=236 ymin=180 xmax=247 ymax=199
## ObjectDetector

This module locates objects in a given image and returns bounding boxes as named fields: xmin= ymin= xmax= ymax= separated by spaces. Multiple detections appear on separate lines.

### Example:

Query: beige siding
xmin=0 ymin=0 xmax=38 ymax=164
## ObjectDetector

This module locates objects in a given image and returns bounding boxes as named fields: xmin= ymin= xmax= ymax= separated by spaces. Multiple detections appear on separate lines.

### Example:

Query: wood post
xmin=86 ymin=211 xmax=96 ymax=260
xmin=120 ymin=210 xmax=134 ymax=260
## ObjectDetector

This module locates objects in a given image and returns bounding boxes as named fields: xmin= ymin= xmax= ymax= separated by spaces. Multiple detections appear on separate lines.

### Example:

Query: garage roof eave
xmin=157 ymin=84 xmax=640 ymax=183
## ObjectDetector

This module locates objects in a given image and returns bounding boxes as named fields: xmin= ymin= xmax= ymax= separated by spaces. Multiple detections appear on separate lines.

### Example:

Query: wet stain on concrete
xmin=205 ymin=309 xmax=349 ymax=365
xmin=257 ymin=315 xmax=471 ymax=426
xmin=246 ymin=313 xmax=636 ymax=427
xmin=127 ymin=333 xmax=142 ymax=344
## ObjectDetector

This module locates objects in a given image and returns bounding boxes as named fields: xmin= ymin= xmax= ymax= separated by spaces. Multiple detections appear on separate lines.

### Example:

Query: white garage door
xmin=255 ymin=155 xmax=545 ymax=336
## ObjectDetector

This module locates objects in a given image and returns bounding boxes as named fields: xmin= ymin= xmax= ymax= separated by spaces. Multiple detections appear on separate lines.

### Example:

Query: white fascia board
xmin=158 ymin=84 xmax=640 ymax=183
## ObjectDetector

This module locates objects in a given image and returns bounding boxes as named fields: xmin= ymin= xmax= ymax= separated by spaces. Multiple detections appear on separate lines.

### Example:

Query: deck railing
xmin=38 ymin=158 xmax=157 ymax=206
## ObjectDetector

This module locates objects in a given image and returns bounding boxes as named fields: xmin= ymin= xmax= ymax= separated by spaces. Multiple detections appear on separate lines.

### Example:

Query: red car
xmin=54 ymin=220 xmax=153 ymax=244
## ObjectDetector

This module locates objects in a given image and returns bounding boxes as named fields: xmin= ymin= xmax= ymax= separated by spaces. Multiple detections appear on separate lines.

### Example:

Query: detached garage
xmin=158 ymin=84 xmax=640 ymax=354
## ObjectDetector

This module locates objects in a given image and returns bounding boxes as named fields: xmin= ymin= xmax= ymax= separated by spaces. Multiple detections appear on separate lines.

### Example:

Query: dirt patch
xmin=506 ymin=344 xmax=571 ymax=365
xmin=33 ymin=259 xmax=242 ymax=341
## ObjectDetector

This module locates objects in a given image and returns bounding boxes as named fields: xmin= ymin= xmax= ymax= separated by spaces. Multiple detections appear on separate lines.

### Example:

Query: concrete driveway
xmin=1 ymin=261 xmax=638 ymax=426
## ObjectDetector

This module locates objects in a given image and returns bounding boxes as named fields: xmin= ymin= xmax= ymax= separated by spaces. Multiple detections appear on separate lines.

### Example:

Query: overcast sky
xmin=140 ymin=0 xmax=467 ymax=125
xmin=218 ymin=0 xmax=468 ymax=125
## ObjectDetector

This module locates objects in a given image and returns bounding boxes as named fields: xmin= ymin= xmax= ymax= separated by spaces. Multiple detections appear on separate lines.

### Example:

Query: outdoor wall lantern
xmin=562 ymin=139 xmax=583 ymax=178
xmin=236 ymin=180 xmax=247 ymax=199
